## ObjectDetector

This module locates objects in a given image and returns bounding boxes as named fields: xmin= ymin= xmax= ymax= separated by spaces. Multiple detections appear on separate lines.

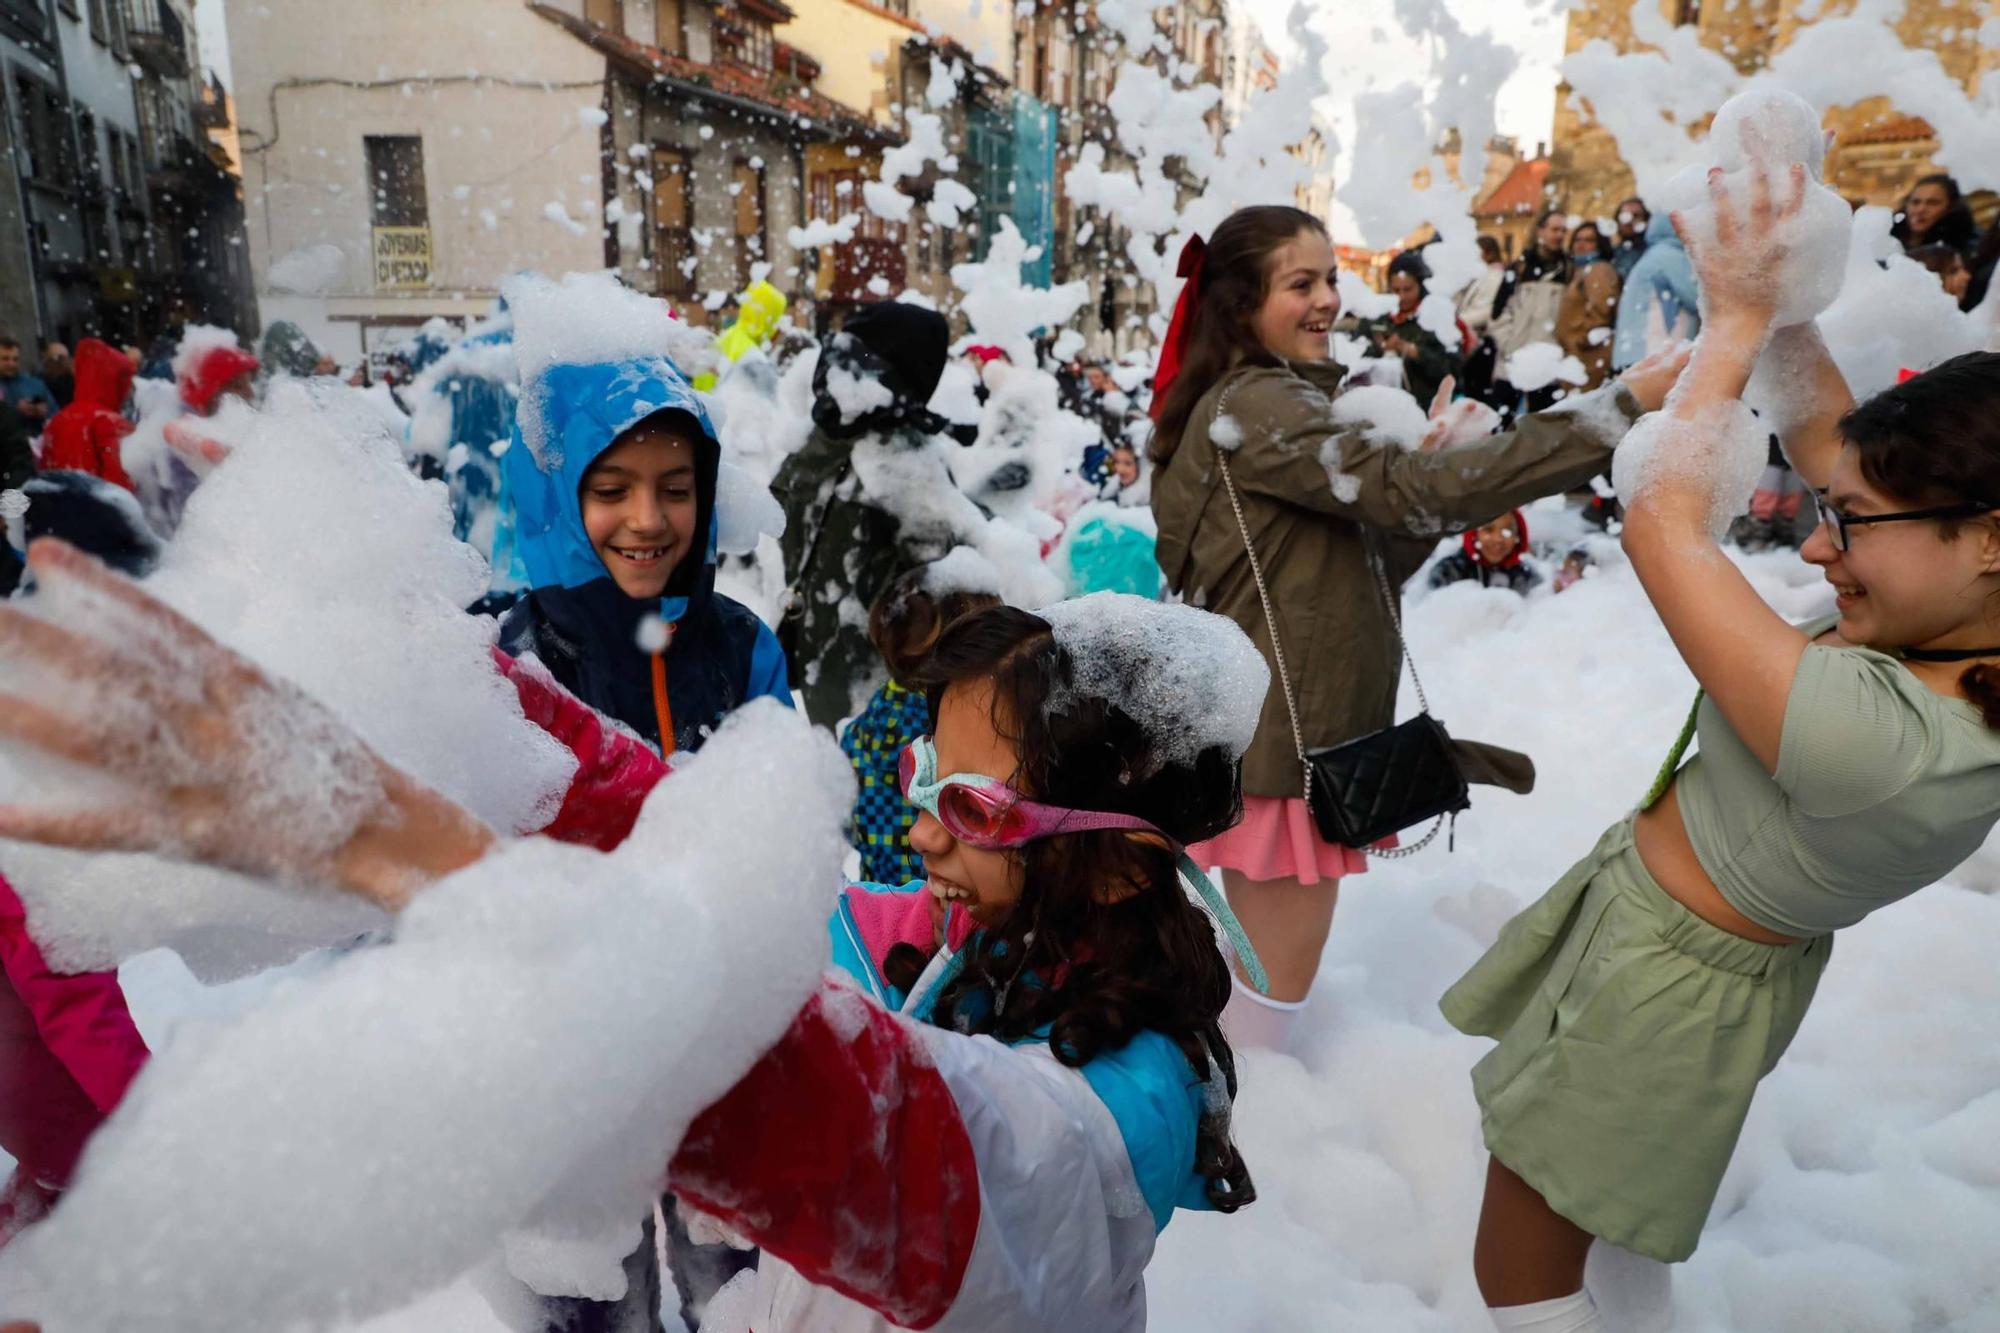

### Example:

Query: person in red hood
xmin=37 ymin=339 xmax=136 ymax=490
xmin=178 ymin=343 xmax=260 ymax=416
xmin=1427 ymin=508 xmax=1541 ymax=594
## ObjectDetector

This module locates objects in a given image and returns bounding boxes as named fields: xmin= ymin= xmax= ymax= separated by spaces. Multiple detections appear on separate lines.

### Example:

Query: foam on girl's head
xmin=870 ymin=558 xmax=1003 ymax=688
xmin=1038 ymin=594 xmax=1270 ymax=769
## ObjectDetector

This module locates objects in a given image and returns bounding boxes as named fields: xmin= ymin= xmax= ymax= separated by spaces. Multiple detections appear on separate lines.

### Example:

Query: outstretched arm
xmin=1621 ymin=164 xmax=1817 ymax=772
xmin=0 ymin=540 xmax=495 ymax=909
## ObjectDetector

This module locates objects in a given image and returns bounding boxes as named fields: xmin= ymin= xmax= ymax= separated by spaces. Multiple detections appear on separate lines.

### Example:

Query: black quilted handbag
xmin=1217 ymin=452 xmax=1469 ymax=856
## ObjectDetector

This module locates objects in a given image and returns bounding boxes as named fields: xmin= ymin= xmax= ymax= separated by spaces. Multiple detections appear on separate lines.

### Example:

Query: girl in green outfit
xmin=1446 ymin=169 xmax=2000 ymax=1328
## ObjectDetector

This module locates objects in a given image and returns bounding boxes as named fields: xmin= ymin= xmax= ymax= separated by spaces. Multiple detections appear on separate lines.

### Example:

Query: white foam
xmin=1039 ymin=594 xmax=1270 ymax=769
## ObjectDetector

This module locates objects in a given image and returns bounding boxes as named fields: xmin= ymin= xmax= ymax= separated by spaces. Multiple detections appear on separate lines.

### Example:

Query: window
xmin=364 ymin=135 xmax=428 ymax=226
xmin=0 ymin=0 xmax=54 ymax=61
xmin=1047 ymin=27 xmax=1073 ymax=106
xmin=655 ymin=0 xmax=683 ymax=55
xmin=13 ymin=75 xmax=75 ymax=188
xmin=652 ymin=147 xmax=694 ymax=298
xmin=733 ymin=159 xmax=765 ymax=291
xmin=76 ymin=108 xmax=101 ymax=186
xmin=718 ymin=8 xmax=772 ymax=70
xmin=584 ymin=0 xmax=622 ymax=34
xmin=1674 ymin=0 xmax=1701 ymax=24
xmin=87 ymin=0 xmax=110 ymax=44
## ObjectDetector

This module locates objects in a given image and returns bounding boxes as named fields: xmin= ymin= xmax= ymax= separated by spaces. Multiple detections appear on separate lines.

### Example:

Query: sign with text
xmin=372 ymin=226 xmax=433 ymax=290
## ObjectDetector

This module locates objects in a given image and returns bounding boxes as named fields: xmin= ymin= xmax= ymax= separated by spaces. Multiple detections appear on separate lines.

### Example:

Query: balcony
xmin=124 ymin=0 xmax=190 ymax=78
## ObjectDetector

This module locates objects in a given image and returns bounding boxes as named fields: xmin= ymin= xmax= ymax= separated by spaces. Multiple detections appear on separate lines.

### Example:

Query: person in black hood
xmin=775 ymin=301 xmax=980 ymax=727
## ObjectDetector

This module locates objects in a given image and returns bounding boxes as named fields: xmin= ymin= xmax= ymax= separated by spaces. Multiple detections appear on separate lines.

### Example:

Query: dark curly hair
xmin=890 ymin=604 xmax=1255 ymax=1211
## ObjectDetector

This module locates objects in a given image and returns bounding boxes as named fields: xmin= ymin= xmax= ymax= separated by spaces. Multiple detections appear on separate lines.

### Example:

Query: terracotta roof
xmin=1474 ymin=157 xmax=1551 ymax=217
xmin=1840 ymin=113 xmax=1936 ymax=147
xmin=531 ymin=2 xmax=892 ymax=143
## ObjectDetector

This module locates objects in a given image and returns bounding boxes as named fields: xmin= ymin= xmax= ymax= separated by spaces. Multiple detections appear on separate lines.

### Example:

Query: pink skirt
xmin=1190 ymin=796 xmax=1371 ymax=885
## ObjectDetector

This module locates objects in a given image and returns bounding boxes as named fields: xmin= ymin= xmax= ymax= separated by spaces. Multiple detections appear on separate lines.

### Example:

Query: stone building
xmin=0 ymin=0 xmax=234 ymax=346
xmin=1549 ymin=0 xmax=2000 ymax=222
xmin=534 ymin=0 xmax=889 ymax=330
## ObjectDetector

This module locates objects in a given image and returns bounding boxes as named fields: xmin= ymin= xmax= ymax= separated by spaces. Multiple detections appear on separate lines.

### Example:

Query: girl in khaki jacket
xmin=1147 ymin=204 xmax=1687 ymax=1050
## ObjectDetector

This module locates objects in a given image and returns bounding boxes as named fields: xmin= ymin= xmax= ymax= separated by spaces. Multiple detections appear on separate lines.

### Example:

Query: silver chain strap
xmin=1215 ymin=437 xmax=1446 ymax=859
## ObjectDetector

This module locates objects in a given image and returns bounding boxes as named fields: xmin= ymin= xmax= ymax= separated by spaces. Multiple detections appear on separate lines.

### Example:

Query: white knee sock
xmin=1585 ymin=1240 xmax=1674 ymax=1332
xmin=1221 ymin=975 xmax=1307 ymax=1051
xmin=1487 ymin=1290 xmax=1603 ymax=1333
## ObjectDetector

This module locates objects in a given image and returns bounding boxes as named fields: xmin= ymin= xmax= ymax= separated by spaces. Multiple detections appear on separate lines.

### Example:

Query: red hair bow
xmin=1148 ymin=234 xmax=1208 ymax=421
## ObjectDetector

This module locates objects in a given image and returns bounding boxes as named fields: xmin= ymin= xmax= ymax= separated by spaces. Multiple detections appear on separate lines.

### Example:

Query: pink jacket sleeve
xmin=493 ymin=648 xmax=671 ymax=851
xmin=0 ymin=875 xmax=149 ymax=1192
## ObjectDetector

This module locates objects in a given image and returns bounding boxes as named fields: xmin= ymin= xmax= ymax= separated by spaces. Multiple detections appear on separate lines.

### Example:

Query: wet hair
xmin=904 ymin=605 xmax=1254 ymax=1211
xmin=1150 ymin=204 xmax=1328 ymax=467
xmin=1838 ymin=352 xmax=2000 ymax=727
xmin=865 ymin=565 xmax=1002 ymax=689
xmin=1908 ymin=243 xmax=1968 ymax=281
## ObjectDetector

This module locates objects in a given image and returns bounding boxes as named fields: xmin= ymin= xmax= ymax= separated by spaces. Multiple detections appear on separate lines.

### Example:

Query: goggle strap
xmin=1176 ymin=852 xmax=1270 ymax=996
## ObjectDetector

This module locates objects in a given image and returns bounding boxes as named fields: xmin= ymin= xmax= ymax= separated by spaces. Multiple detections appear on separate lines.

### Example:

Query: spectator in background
xmin=1428 ymin=509 xmax=1541 ymax=595
xmin=1097 ymin=442 xmax=1152 ymax=509
xmin=1614 ymin=211 xmax=1700 ymax=372
xmin=1556 ymin=220 xmax=1623 ymax=392
xmin=1487 ymin=209 xmax=1571 ymax=416
xmin=0 ymin=339 xmax=53 ymax=427
xmin=1456 ymin=235 xmax=1508 ymax=401
xmin=38 ymin=339 xmax=137 ymax=491
xmin=179 ymin=343 xmax=261 ymax=417
xmin=1965 ymin=226 xmax=2000 ymax=315
xmin=1910 ymin=243 xmax=1973 ymax=306
xmin=1610 ymin=197 xmax=1651 ymax=280
xmin=1352 ymin=250 xmax=1459 ymax=409
xmin=37 ymin=341 xmax=73 ymax=410
xmin=1891 ymin=174 xmax=1977 ymax=256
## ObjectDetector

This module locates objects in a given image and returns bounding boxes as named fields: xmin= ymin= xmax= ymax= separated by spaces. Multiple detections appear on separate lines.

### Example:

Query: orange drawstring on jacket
xmin=649 ymin=650 xmax=676 ymax=758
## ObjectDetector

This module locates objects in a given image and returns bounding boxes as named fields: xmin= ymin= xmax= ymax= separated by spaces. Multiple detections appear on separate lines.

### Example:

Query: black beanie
xmin=813 ymin=301 xmax=966 ymax=442
xmin=22 ymin=470 xmax=164 ymax=577
xmin=838 ymin=301 xmax=950 ymax=406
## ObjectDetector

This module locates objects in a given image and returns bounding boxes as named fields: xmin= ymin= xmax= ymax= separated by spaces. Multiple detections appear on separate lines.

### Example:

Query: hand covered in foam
xmin=0 ymin=541 xmax=492 ymax=907
xmin=1663 ymin=89 xmax=1850 ymax=328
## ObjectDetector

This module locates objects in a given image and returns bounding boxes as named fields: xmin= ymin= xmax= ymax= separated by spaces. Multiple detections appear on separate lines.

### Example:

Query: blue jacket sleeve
xmin=746 ymin=620 xmax=795 ymax=708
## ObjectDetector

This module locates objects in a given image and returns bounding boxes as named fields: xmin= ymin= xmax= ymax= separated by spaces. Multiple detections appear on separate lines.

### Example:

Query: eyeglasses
xmin=897 ymin=737 xmax=1168 ymax=850
xmin=1810 ymin=491 xmax=1995 ymax=553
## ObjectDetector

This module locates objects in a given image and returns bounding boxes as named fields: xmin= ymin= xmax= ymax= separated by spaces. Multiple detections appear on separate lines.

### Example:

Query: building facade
xmin=1550 ymin=0 xmax=2000 ymax=221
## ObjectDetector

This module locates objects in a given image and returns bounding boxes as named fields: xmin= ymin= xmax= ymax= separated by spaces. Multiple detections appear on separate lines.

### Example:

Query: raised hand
xmin=0 ymin=540 xmax=494 ymax=908
xmin=1616 ymin=341 xmax=1696 ymax=414
xmin=1673 ymin=160 xmax=1807 ymax=327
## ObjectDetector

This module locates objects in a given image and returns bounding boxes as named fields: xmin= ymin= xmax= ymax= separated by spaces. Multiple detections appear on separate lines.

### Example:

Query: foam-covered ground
xmin=1150 ymin=514 xmax=2000 ymax=1332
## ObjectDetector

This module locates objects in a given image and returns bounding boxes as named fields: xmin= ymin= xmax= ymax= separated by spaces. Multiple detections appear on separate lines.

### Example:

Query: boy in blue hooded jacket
xmin=498 ymin=353 xmax=791 ymax=759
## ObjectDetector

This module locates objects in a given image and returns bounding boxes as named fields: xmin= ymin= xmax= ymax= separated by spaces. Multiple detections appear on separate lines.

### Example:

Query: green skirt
xmin=1440 ymin=818 xmax=1831 ymax=1262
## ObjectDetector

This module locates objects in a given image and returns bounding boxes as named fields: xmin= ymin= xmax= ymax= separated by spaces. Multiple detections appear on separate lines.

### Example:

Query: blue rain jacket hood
xmin=1612 ymin=211 xmax=1700 ymax=372
xmin=498 ymin=354 xmax=790 ymax=754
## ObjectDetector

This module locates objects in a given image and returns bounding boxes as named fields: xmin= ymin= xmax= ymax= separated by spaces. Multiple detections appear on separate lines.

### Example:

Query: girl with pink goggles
xmin=898 ymin=736 xmax=1270 ymax=993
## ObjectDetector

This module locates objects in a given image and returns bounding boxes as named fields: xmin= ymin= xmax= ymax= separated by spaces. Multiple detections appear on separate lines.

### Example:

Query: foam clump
xmin=0 ymin=382 xmax=577 ymax=978
xmin=1612 ymin=397 xmax=1769 ymax=538
xmin=1661 ymin=89 xmax=1849 ymax=329
xmin=0 ymin=702 xmax=852 ymax=1331
xmin=1040 ymin=593 xmax=1269 ymax=768
xmin=1329 ymin=385 xmax=1431 ymax=450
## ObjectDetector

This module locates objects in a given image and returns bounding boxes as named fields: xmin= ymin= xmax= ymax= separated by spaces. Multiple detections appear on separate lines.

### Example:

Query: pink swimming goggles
xmin=896 ymin=736 xmax=1270 ymax=993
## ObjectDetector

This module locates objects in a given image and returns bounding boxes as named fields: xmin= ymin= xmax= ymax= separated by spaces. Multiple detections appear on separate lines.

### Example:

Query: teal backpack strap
xmin=1641 ymin=693 xmax=1704 ymax=811
xmin=1177 ymin=852 xmax=1269 ymax=995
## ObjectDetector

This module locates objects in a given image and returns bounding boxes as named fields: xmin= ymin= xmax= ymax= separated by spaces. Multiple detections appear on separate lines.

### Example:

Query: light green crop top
xmin=1669 ymin=618 xmax=2000 ymax=937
